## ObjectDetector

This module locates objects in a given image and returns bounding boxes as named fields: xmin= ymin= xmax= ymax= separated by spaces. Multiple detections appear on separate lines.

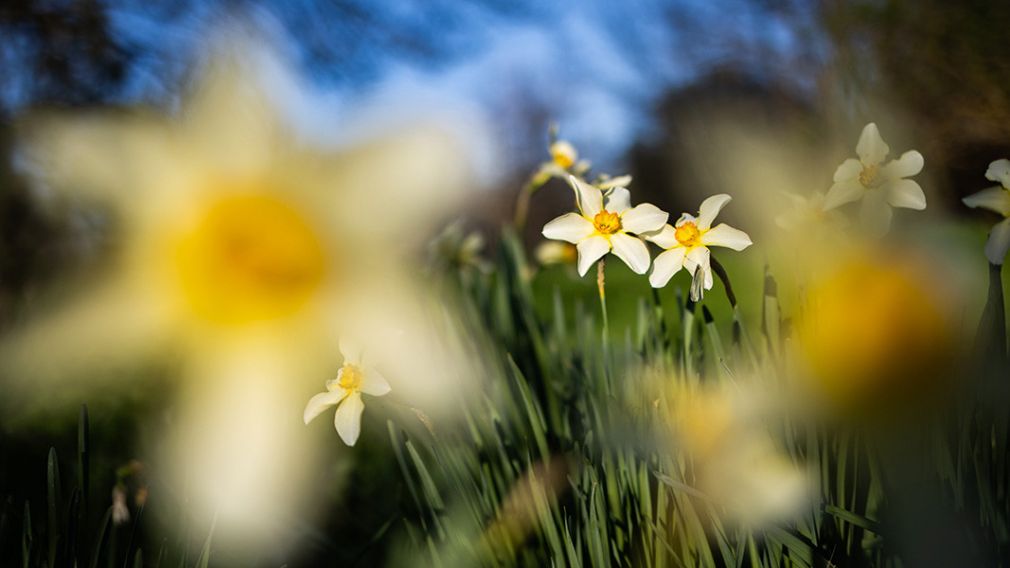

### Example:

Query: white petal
xmin=860 ymin=194 xmax=893 ymax=236
xmin=643 ymin=224 xmax=678 ymax=249
xmin=303 ymin=390 xmax=345 ymax=424
xmin=568 ymin=175 xmax=603 ymax=216
xmin=886 ymin=179 xmax=926 ymax=210
xmin=676 ymin=213 xmax=697 ymax=227
xmin=361 ymin=368 xmax=392 ymax=396
xmin=823 ymin=180 xmax=865 ymax=210
xmin=543 ymin=213 xmax=595 ymax=244
xmin=649 ymin=247 xmax=687 ymax=287
xmin=576 ymin=235 xmax=611 ymax=276
xmin=963 ymin=185 xmax=1010 ymax=216
xmin=882 ymin=150 xmax=924 ymax=179
xmin=986 ymin=218 xmax=1010 ymax=265
xmin=986 ymin=159 xmax=1010 ymax=188
xmin=621 ymin=203 xmax=669 ymax=234
xmin=701 ymin=224 xmax=753 ymax=251
xmin=610 ymin=233 xmax=651 ymax=274
xmin=605 ymin=187 xmax=632 ymax=213
xmin=685 ymin=246 xmax=711 ymax=274
xmin=697 ymin=194 xmax=732 ymax=230
xmin=856 ymin=122 xmax=889 ymax=166
xmin=339 ymin=338 xmax=363 ymax=365
xmin=597 ymin=175 xmax=632 ymax=189
xmin=334 ymin=392 xmax=365 ymax=446
xmin=833 ymin=158 xmax=863 ymax=183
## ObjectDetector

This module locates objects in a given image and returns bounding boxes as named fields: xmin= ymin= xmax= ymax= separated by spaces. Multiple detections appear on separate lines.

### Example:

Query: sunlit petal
xmin=621 ymin=203 xmax=669 ymax=234
xmin=576 ymin=235 xmax=611 ymax=276
xmin=855 ymin=122 xmax=889 ymax=166
xmin=986 ymin=218 xmax=1010 ymax=265
xmin=361 ymin=368 xmax=392 ymax=396
xmin=643 ymin=224 xmax=678 ymax=249
xmin=649 ymin=247 xmax=687 ymax=287
xmin=334 ymin=392 xmax=366 ymax=446
xmin=833 ymin=158 xmax=863 ymax=183
xmin=610 ymin=233 xmax=651 ymax=274
xmin=701 ymin=224 xmax=752 ymax=251
xmin=882 ymin=150 xmax=924 ymax=179
xmin=886 ymin=179 xmax=926 ymax=210
xmin=303 ymin=390 xmax=345 ymax=424
xmin=697 ymin=194 xmax=732 ymax=230
xmin=963 ymin=186 xmax=1010 ymax=216
xmin=542 ymin=213 xmax=596 ymax=244
xmin=568 ymin=175 xmax=603 ymax=216
xmin=604 ymin=187 xmax=632 ymax=213
xmin=823 ymin=180 xmax=865 ymax=210
xmin=986 ymin=159 xmax=1010 ymax=188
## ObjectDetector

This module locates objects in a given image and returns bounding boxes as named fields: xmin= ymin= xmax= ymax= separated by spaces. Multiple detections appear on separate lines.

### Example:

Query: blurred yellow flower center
xmin=593 ymin=210 xmax=622 ymax=235
xmin=550 ymin=142 xmax=577 ymax=169
xmin=337 ymin=364 xmax=363 ymax=391
xmin=174 ymin=193 xmax=326 ymax=325
xmin=675 ymin=222 xmax=702 ymax=247
xmin=858 ymin=164 xmax=879 ymax=187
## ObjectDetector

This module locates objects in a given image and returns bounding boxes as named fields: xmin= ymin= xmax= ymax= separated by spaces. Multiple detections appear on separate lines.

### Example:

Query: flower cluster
xmin=540 ymin=169 xmax=753 ymax=302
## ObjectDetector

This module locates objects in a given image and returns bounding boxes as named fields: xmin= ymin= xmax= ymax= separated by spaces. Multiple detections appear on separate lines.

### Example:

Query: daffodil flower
xmin=531 ymin=140 xmax=591 ymax=186
xmin=823 ymin=123 xmax=925 ymax=234
xmin=963 ymin=159 xmax=1010 ymax=264
xmin=304 ymin=339 xmax=391 ymax=446
xmin=542 ymin=175 xmax=668 ymax=276
xmin=644 ymin=194 xmax=752 ymax=300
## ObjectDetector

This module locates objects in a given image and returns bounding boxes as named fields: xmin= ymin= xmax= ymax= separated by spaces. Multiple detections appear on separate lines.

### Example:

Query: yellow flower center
xmin=173 ymin=192 xmax=327 ymax=325
xmin=550 ymin=141 xmax=577 ymax=169
xmin=675 ymin=221 xmax=702 ymax=247
xmin=858 ymin=164 xmax=879 ymax=187
xmin=337 ymin=363 xmax=363 ymax=391
xmin=593 ymin=210 xmax=622 ymax=235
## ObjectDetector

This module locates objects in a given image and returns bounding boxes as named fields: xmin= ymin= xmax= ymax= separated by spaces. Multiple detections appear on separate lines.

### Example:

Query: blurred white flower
xmin=534 ymin=240 xmax=577 ymax=267
xmin=775 ymin=191 xmax=844 ymax=232
xmin=549 ymin=140 xmax=578 ymax=170
xmin=644 ymin=194 xmax=751 ymax=300
xmin=963 ymin=158 xmax=1010 ymax=264
xmin=823 ymin=123 xmax=925 ymax=234
xmin=304 ymin=339 xmax=391 ymax=446
xmin=531 ymin=139 xmax=591 ymax=186
xmin=542 ymin=176 xmax=668 ymax=276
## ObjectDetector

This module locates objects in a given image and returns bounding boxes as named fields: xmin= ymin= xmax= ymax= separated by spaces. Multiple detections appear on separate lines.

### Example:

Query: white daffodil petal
xmin=303 ymin=389 xmax=345 ymax=424
xmin=610 ymin=233 xmax=651 ymax=274
xmin=339 ymin=338 xmax=363 ymax=365
xmin=856 ymin=122 xmax=889 ymax=166
xmin=697 ymin=194 xmax=732 ymax=230
xmin=887 ymin=179 xmax=926 ymax=210
xmin=685 ymin=246 xmax=711 ymax=274
xmin=361 ymin=368 xmax=392 ymax=396
xmin=643 ymin=224 xmax=678 ymax=248
xmin=833 ymin=158 xmax=863 ymax=183
xmin=986 ymin=218 xmax=1010 ymax=265
xmin=621 ymin=203 xmax=669 ymax=234
xmin=543 ymin=213 xmax=596 ymax=244
xmin=963 ymin=186 xmax=1010 ymax=216
xmin=597 ymin=175 xmax=632 ymax=189
xmin=701 ymin=224 xmax=753 ymax=251
xmin=649 ymin=247 xmax=687 ymax=287
xmin=986 ymin=159 xmax=1010 ymax=188
xmin=605 ymin=187 xmax=632 ymax=214
xmin=569 ymin=175 xmax=603 ymax=216
xmin=334 ymin=392 xmax=366 ymax=446
xmin=823 ymin=180 xmax=865 ymax=210
xmin=883 ymin=150 xmax=924 ymax=179
xmin=576 ymin=235 xmax=611 ymax=276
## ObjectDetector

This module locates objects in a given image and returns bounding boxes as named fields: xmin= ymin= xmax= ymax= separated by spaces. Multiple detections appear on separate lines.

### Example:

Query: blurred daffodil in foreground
xmin=542 ymin=175 xmax=667 ymax=276
xmin=823 ymin=122 xmax=925 ymax=234
xmin=304 ymin=339 xmax=391 ymax=446
xmin=963 ymin=158 xmax=1010 ymax=264
xmin=794 ymin=249 xmax=954 ymax=415
xmin=1 ymin=40 xmax=472 ymax=553
xmin=645 ymin=194 xmax=752 ymax=300
xmin=668 ymin=384 xmax=806 ymax=526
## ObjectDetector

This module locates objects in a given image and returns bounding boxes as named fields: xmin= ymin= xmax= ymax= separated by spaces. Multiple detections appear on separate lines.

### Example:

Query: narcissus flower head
xmin=542 ymin=176 xmax=668 ymax=276
xmin=962 ymin=159 xmax=1010 ymax=264
xmin=644 ymin=194 xmax=752 ymax=300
